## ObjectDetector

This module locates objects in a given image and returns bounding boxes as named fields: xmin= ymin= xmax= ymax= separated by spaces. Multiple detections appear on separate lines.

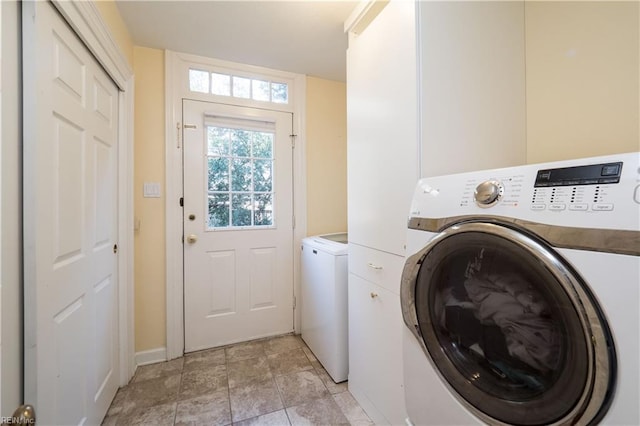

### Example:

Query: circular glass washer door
xmin=402 ymin=221 xmax=615 ymax=426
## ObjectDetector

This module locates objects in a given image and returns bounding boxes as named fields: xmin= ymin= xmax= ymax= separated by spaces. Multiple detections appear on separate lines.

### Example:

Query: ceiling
xmin=115 ymin=1 xmax=359 ymax=82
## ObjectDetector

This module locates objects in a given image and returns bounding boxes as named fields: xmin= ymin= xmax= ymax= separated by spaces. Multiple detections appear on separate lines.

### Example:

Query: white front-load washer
xmin=400 ymin=153 xmax=640 ymax=425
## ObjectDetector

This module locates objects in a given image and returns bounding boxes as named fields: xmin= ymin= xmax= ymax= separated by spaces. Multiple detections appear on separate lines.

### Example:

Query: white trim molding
xmin=51 ymin=1 xmax=132 ymax=90
xmin=344 ymin=0 xmax=390 ymax=35
xmin=135 ymin=347 xmax=167 ymax=368
xmin=165 ymin=51 xmax=307 ymax=359
xmin=50 ymin=0 xmax=135 ymax=386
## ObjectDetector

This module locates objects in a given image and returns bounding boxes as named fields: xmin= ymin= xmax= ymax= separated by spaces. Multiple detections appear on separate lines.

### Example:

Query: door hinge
xmin=179 ymin=197 xmax=184 ymax=207
xmin=290 ymin=134 xmax=297 ymax=148
xmin=293 ymin=296 xmax=297 ymax=310
xmin=176 ymin=122 xmax=181 ymax=149
xmin=292 ymin=215 xmax=296 ymax=229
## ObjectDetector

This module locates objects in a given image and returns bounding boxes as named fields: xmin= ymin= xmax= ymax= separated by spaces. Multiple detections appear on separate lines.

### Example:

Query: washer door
xmin=401 ymin=222 xmax=615 ymax=426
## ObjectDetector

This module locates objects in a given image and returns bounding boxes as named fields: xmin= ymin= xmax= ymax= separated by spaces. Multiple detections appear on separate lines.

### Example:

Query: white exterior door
xmin=22 ymin=1 xmax=120 ymax=423
xmin=183 ymin=100 xmax=294 ymax=352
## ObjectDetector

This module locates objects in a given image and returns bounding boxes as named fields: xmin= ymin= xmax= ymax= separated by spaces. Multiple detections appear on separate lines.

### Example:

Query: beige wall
xmin=94 ymin=0 xmax=133 ymax=67
xmin=133 ymin=47 xmax=166 ymax=352
xmin=526 ymin=1 xmax=640 ymax=163
xmin=305 ymin=77 xmax=348 ymax=236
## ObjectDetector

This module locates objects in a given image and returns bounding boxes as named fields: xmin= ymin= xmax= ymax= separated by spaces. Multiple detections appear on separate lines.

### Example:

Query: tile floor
xmin=103 ymin=334 xmax=373 ymax=425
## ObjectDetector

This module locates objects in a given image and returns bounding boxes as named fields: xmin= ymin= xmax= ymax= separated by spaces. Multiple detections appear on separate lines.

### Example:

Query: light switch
xmin=143 ymin=182 xmax=161 ymax=198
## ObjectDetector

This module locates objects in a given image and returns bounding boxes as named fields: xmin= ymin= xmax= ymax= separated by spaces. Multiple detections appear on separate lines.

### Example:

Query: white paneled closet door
xmin=22 ymin=1 xmax=120 ymax=423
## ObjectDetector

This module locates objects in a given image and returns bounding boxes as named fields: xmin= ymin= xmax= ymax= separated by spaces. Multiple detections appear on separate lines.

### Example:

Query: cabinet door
xmin=348 ymin=273 xmax=406 ymax=425
xmin=346 ymin=0 xmax=418 ymax=256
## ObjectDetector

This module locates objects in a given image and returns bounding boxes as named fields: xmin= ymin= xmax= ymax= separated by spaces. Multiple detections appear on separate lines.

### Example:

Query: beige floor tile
xmin=301 ymin=346 xmax=317 ymax=362
xmin=229 ymin=377 xmax=284 ymax=422
xmin=121 ymin=374 xmax=181 ymax=415
xmin=101 ymin=415 xmax=118 ymax=426
xmin=227 ymin=355 xmax=272 ymax=388
xmin=233 ymin=409 xmax=291 ymax=426
xmin=286 ymin=396 xmax=350 ymax=426
xmin=267 ymin=348 xmax=313 ymax=376
xmin=133 ymin=358 xmax=184 ymax=383
xmin=225 ymin=340 xmax=266 ymax=362
xmin=104 ymin=335 xmax=370 ymax=426
xmin=332 ymin=391 xmax=374 ymax=426
xmin=174 ymin=389 xmax=231 ymax=426
xmin=275 ymin=370 xmax=330 ymax=408
xmin=313 ymin=364 xmax=348 ymax=395
xmin=263 ymin=334 xmax=305 ymax=355
xmin=116 ymin=401 xmax=177 ymax=426
xmin=179 ymin=365 xmax=228 ymax=400
xmin=106 ymin=387 xmax=129 ymax=417
xmin=184 ymin=347 xmax=226 ymax=372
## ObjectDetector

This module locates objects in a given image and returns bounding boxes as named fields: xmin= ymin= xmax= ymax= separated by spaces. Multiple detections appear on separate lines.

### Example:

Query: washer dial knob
xmin=474 ymin=180 xmax=504 ymax=207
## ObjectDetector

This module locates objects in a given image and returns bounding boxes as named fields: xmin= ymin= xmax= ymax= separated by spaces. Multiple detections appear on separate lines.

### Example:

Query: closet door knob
xmin=186 ymin=234 xmax=198 ymax=244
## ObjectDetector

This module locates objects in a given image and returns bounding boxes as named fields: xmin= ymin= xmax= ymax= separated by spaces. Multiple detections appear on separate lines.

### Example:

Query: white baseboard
xmin=134 ymin=347 xmax=167 ymax=367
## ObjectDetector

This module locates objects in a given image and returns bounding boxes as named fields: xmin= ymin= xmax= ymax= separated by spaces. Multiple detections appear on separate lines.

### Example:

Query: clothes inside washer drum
xmin=462 ymin=272 xmax=562 ymax=373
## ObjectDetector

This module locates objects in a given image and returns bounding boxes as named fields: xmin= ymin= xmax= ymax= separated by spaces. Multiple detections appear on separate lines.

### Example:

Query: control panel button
xmin=549 ymin=204 xmax=566 ymax=211
xmin=601 ymin=164 xmax=620 ymax=176
xmin=569 ymin=204 xmax=588 ymax=211
xmin=592 ymin=204 xmax=614 ymax=211
xmin=531 ymin=204 xmax=546 ymax=211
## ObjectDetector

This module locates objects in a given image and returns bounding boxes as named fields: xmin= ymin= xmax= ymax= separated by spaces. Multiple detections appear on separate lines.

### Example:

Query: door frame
xmin=165 ymin=51 xmax=307 ymax=360
xmin=23 ymin=0 xmax=135 ymax=388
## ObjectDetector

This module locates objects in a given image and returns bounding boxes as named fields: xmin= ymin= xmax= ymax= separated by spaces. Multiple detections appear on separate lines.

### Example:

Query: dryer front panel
xmin=400 ymin=222 xmax=615 ymax=426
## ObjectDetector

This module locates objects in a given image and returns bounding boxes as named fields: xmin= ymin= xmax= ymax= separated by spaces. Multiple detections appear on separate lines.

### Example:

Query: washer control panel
xmin=531 ymin=161 xmax=623 ymax=212
xmin=460 ymin=160 xmax=626 ymax=211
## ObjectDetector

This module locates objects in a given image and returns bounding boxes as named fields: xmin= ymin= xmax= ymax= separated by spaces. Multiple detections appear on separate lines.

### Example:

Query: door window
xmin=206 ymin=120 xmax=276 ymax=229
xmin=189 ymin=68 xmax=289 ymax=104
xmin=412 ymin=228 xmax=607 ymax=425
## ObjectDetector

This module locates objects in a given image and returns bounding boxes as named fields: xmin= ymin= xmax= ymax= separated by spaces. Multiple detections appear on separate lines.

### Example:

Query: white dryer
xmin=400 ymin=153 xmax=640 ymax=425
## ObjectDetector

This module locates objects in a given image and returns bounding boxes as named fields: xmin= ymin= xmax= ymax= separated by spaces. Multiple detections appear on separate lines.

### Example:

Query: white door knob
xmin=186 ymin=234 xmax=198 ymax=244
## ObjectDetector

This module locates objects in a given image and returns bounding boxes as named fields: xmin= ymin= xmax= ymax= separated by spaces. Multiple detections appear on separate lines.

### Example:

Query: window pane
xmin=253 ymin=160 xmax=273 ymax=192
xmin=211 ymin=73 xmax=231 ymax=96
xmin=232 ymin=194 xmax=252 ymax=226
xmin=231 ymin=129 xmax=251 ymax=157
xmin=271 ymin=83 xmax=288 ymax=104
xmin=204 ymin=125 xmax=277 ymax=229
xmin=253 ymin=132 xmax=273 ymax=158
xmin=189 ymin=69 xmax=209 ymax=93
xmin=252 ymin=79 xmax=270 ymax=102
xmin=254 ymin=194 xmax=273 ymax=226
xmin=208 ymin=194 xmax=230 ymax=228
xmin=232 ymin=76 xmax=251 ymax=99
xmin=208 ymin=127 xmax=230 ymax=156
xmin=208 ymin=157 xmax=229 ymax=191
xmin=231 ymin=158 xmax=252 ymax=191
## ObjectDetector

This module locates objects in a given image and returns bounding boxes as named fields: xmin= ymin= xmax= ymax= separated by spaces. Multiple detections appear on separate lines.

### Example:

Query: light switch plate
xmin=143 ymin=182 xmax=161 ymax=198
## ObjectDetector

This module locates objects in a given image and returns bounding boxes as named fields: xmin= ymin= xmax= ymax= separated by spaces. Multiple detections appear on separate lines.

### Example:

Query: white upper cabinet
xmin=346 ymin=0 xmax=418 ymax=256
xmin=418 ymin=1 xmax=527 ymax=177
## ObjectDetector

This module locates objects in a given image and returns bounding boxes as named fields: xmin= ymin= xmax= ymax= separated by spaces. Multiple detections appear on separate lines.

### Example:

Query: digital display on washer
xmin=534 ymin=161 xmax=623 ymax=187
